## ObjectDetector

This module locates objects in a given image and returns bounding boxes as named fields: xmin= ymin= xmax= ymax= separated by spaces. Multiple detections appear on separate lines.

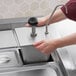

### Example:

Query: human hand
xmin=25 ymin=17 xmax=46 ymax=27
xmin=33 ymin=39 xmax=57 ymax=55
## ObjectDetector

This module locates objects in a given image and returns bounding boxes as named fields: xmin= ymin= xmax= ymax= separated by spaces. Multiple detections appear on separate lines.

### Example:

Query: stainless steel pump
xmin=28 ymin=17 xmax=38 ymax=37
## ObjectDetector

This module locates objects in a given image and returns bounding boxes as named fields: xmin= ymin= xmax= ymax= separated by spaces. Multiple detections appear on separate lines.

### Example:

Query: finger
xmin=25 ymin=23 xmax=30 ymax=27
xmin=41 ymin=49 xmax=49 ymax=55
xmin=36 ymin=43 xmax=45 ymax=50
xmin=37 ymin=24 xmax=44 ymax=27
xmin=42 ymin=46 xmax=51 ymax=55
xmin=35 ymin=43 xmax=46 ymax=51
xmin=43 ymin=46 xmax=55 ymax=55
xmin=33 ymin=40 xmax=44 ymax=46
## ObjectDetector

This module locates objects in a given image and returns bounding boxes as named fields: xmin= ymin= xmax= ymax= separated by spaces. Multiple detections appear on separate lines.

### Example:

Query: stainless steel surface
xmin=0 ymin=17 xmax=76 ymax=76
xmin=57 ymin=48 xmax=76 ymax=76
xmin=21 ymin=45 xmax=50 ymax=63
xmin=0 ymin=56 xmax=10 ymax=64
xmin=15 ymin=26 xmax=56 ymax=46
xmin=49 ymin=19 xmax=76 ymax=76
xmin=0 ymin=17 xmax=28 ymax=30
xmin=0 ymin=48 xmax=22 ymax=68
xmin=0 ymin=62 xmax=63 ymax=76
xmin=0 ymin=69 xmax=57 ymax=76
xmin=15 ymin=19 xmax=62 ymax=64
xmin=15 ymin=26 xmax=56 ymax=63
xmin=16 ymin=20 xmax=76 ymax=64
xmin=45 ymin=4 xmax=68 ymax=34
xmin=31 ymin=26 xmax=37 ymax=37
xmin=64 ymin=45 xmax=76 ymax=66
xmin=0 ymin=16 xmax=41 ymax=30
xmin=0 ymin=30 xmax=17 ymax=49
xmin=0 ymin=29 xmax=23 ymax=68
xmin=28 ymin=17 xmax=38 ymax=37
xmin=52 ymin=19 xmax=76 ymax=65
xmin=52 ymin=19 xmax=76 ymax=66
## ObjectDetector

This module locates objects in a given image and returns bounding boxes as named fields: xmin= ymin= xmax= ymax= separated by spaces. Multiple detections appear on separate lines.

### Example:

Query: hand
xmin=33 ymin=39 xmax=57 ymax=55
xmin=37 ymin=17 xmax=46 ymax=27
xmin=25 ymin=17 xmax=46 ymax=27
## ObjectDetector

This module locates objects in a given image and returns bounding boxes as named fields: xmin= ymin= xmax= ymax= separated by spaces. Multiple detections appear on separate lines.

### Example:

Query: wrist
xmin=37 ymin=16 xmax=49 ymax=26
xmin=53 ymin=38 xmax=63 ymax=48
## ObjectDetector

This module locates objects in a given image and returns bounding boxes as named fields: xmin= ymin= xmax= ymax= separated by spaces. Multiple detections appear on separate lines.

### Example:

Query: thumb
xmin=33 ymin=40 xmax=44 ymax=46
xmin=25 ymin=23 xmax=30 ymax=27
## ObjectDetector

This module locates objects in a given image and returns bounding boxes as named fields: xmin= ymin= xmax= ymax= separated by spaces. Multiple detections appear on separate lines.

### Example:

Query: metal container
xmin=0 ymin=48 xmax=22 ymax=68
xmin=15 ymin=26 xmax=53 ymax=63
xmin=0 ymin=30 xmax=23 ymax=68
xmin=20 ymin=45 xmax=50 ymax=64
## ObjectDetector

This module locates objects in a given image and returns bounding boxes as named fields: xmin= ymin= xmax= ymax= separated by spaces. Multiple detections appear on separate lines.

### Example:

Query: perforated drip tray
xmin=0 ymin=62 xmax=63 ymax=76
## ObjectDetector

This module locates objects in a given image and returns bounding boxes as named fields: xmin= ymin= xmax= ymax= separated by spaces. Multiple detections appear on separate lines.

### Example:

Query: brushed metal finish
xmin=53 ymin=19 xmax=76 ymax=66
xmin=49 ymin=19 xmax=76 ymax=76
xmin=15 ymin=26 xmax=52 ymax=46
xmin=0 ymin=48 xmax=22 ymax=68
xmin=0 ymin=69 xmax=57 ymax=76
xmin=21 ymin=46 xmax=50 ymax=63
xmin=15 ymin=26 xmax=53 ymax=63
xmin=0 ymin=56 xmax=10 ymax=64
xmin=0 ymin=62 xmax=63 ymax=76
xmin=0 ymin=18 xmax=76 ymax=76
xmin=54 ymin=19 xmax=76 ymax=66
xmin=0 ymin=30 xmax=17 ymax=49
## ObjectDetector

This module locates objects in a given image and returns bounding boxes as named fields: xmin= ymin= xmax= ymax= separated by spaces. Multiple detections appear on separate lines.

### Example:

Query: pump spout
xmin=45 ymin=4 xmax=68 ymax=34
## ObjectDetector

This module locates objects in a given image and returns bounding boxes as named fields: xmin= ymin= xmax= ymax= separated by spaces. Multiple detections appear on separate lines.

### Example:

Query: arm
xmin=55 ymin=33 xmax=76 ymax=48
xmin=33 ymin=33 xmax=76 ymax=55
xmin=37 ymin=9 xmax=66 ymax=26
xmin=25 ymin=7 xmax=67 ymax=27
